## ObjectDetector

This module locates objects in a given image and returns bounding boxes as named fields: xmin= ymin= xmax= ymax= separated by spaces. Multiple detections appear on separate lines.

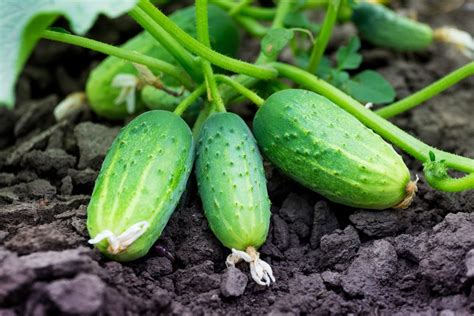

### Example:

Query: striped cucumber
xmin=195 ymin=112 xmax=274 ymax=286
xmin=87 ymin=110 xmax=194 ymax=261
xmin=253 ymin=89 xmax=415 ymax=210
xmin=86 ymin=4 xmax=240 ymax=119
xmin=352 ymin=3 xmax=433 ymax=51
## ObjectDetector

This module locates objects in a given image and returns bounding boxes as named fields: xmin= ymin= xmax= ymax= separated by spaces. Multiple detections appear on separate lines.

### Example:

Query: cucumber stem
xmin=196 ymin=0 xmax=225 ymax=113
xmin=41 ymin=30 xmax=194 ymax=90
xmin=307 ymin=0 xmax=341 ymax=74
xmin=215 ymin=75 xmax=264 ymax=107
xmin=376 ymin=62 xmax=474 ymax=118
xmin=271 ymin=62 xmax=474 ymax=175
xmin=234 ymin=15 xmax=269 ymax=38
xmin=128 ymin=7 xmax=203 ymax=83
xmin=174 ymin=84 xmax=206 ymax=116
xmin=424 ymin=172 xmax=474 ymax=192
xmin=137 ymin=0 xmax=277 ymax=80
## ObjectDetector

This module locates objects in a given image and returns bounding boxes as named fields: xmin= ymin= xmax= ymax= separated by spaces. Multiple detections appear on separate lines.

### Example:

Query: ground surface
xmin=1 ymin=2 xmax=474 ymax=315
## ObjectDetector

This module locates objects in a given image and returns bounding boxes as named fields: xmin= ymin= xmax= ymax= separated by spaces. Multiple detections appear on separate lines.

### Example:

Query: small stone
xmin=20 ymin=247 xmax=95 ymax=278
xmin=310 ymin=200 xmax=339 ymax=249
xmin=146 ymin=257 xmax=174 ymax=278
xmin=46 ymin=273 xmax=105 ymax=315
xmin=0 ymin=250 xmax=35 ymax=304
xmin=320 ymin=225 xmax=361 ymax=270
xmin=74 ymin=122 xmax=119 ymax=169
xmin=60 ymin=176 xmax=73 ymax=195
xmin=465 ymin=249 xmax=474 ymax=278
xmin=27 ymin=179 xmax=56 ymax=199
xmin=321 ymin=270 xmax=341 ymax=289
xmin=220 ymin=266 xmax=248 ymax=298
xmin=349 ymin=209 xmax=406 ymax=237
xmin=272 ymin=215 xmax=290 ymax=251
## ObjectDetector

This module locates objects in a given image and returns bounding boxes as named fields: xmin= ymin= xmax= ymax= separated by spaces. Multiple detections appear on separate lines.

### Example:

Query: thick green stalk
xmin=137 ymin=0 xmax=277 ymax=79
xmin=174 ymin=84 xmax=206 ymax=116
xmin=424 ymin=172 xmax=474 ymax=192
xmin=128 ymin=7 xmax=202 ymax=82
xmin=376 ymin=62 xmax=474 ymax=118
xmin=41 ymin=30 xmax=194 ymax=89
xmin=215 ymin=75 xmax=264 ymax=106
xmin=271 ymin=62 xmax=474 ymax=174
xmin=307 ymin=0 xmax=341 ymax=73
xmin=234 ymin=16 xmax=268 ymax=37
xmin=196 ymin=0 xmax=225 ymax=113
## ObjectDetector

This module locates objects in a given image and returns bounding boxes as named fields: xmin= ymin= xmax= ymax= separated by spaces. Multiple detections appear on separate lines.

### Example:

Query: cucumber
xmin=140 ymin=86 xmax=201 ymax=124
xmin=195 ymin=112 xmax=274 ymax=285
xmin=351 ymin=3 xmax=433 ymax=51
xmin=253 ymin=89 xmax=412 ymax=210
xmin=87 ymin=110 xmax=194 ymax=261
xmin=86 ymin=4 xmax=240 ymax=119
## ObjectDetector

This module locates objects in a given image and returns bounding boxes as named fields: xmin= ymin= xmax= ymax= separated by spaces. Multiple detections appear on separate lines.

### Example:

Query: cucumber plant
xmin=2 ymin=0 xmax=474 ymax=286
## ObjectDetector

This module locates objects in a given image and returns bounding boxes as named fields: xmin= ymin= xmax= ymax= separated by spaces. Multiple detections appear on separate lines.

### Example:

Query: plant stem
xmin=271 ymin=0 xmax=292 ymax=29
xmin=234 ymin=16 xmax=268 ymax=37
xmin=196 ymin=0 xmax=225 ymax=113
xmin=271 ymin=62 xmax=474 ymax=174
xmin=174 ymin=84 xmax=206 ymax=116
xmin=209 ymin=0 xmax=274 ymax=20
xmin=424 ymin=172 xmax=474 ymax=192
xmin=137 ymin=0 xmax=277 ymax=80
xmin=376 ymin=62 xmax=474 ymax=118
xmin=41 ymin=30 xmax=194 ymax=90
xmin=215 ymin=75 xmax=264 ymax=107
xmin=307 ymin=0 xmax=341 ymax=73
xmin=128 ymin=7 xmax=202 ymax=82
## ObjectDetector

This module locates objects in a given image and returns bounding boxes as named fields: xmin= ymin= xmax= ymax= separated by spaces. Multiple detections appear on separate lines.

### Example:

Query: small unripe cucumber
xmin=253 ymin=89 xmax=411 ymax=210
xmin=87 ymin=110 xmax=194 ymax=261
xmin=352 ymin=3 xmax=433 ymax=51
xmin=195 ymin=113 xmax=271 ymax=251
xmin=86 ymin=5 xmax=239 ymax=119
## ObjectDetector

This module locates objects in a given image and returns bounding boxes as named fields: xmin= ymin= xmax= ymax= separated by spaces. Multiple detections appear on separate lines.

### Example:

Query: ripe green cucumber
xmin=253 ymin=89 xmax=412 ymax=210
xmin=86 ymin=4 xmax=239 ymax=119
xmin=352 ymin=3 xmax=433 ymax=51
xmin=195 ymin=113 xmax=271 ymax=251
xmin=195 ymin=112 xmax=274 ymax=285
xmin=87 ymin=110 xmax=194 ymax=261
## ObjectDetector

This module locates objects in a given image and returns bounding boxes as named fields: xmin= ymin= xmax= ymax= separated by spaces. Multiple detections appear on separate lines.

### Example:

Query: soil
xmin=1 ymin=2 xmax=474 ymax=315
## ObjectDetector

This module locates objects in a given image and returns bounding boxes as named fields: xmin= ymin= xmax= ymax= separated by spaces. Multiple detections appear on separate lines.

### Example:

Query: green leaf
xmin=284 ymin=12 xmax=320 ymax=34
xmin=315 ymin=56 xmax=332 ymax=79
xmin=261 ymin=28 xmax=294 ymax=59
xmin=336 ymin=36 xmax=362 ymax=70
xmin=331 ymin=69 xmax=350 ymax=88
xmin=0 ymin=0 xmax=138 ymax=108
xmin=344 ymin=70 xmax=395 ymax=104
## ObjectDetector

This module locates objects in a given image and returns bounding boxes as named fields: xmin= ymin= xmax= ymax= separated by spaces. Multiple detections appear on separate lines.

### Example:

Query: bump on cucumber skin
xmin=195 ymin=113 xmax=271 ymax=251
xmin=85 ymin=4 xmax=239 ymax=119
xmin=140 ymin=86 xmax=201 ymax=124
xmin=253 ymin=89 xmax=411 ymax=210
xmin=87 ymin=110 xmax=194 ymax=261
xmin=352 ymin=3 xmax=433 ymax=51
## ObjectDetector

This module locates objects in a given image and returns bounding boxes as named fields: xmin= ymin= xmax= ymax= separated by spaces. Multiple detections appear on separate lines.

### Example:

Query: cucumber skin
xmin=87 ymin=110 xmax=194 ymax=261
xmin=140 ymin=86 xmax=201 ymax=124
xmin=86 ymin=5 xmax=240 ymax=119
xmin=195 ymin=113 xmax=271 ymax=251
xmin=352 ymin=3 xmax=433 ymax=51
xmin=253 ymin=89 xmax=410 ymax=210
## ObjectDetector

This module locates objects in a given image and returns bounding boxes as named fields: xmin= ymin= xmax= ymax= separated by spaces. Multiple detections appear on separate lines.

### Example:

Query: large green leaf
xmin=344 ymin=70 xmax=395 ymax=104
xmin=0 ymin=0 xmax=138 ymax=108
